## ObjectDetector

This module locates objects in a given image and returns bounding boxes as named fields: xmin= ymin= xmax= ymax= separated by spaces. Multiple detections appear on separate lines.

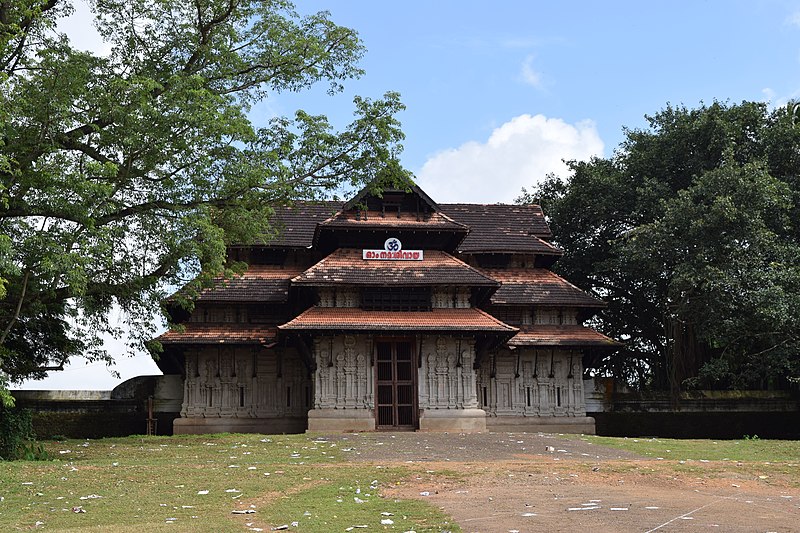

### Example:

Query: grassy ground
xmin=2 ymin=433 xmax=799 ymax=531
xmin=571 ymin=434 xmax=800 ymax=487
xmin=0 ymin=433 xmax=459 ymax=532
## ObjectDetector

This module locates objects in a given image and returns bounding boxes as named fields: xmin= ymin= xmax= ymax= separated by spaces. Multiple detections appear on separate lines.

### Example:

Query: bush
xmin=0 ymin=404 xmax=34 ymax=460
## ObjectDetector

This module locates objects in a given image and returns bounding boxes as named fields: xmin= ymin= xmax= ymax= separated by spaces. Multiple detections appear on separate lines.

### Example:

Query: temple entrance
xmin=375 ymin=339 xmax=418 ymax=430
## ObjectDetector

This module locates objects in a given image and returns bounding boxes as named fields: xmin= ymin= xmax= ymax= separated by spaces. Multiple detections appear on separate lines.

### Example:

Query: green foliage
xmin=0 ymin=0 xmax=407 ymax=382
xmin=0 ymin=404 xmax=32 ymax=460
xmin=525 ymin=101 xmax=800 ymax=390
xmin=19 ymin=439 xmax=50 ymax=461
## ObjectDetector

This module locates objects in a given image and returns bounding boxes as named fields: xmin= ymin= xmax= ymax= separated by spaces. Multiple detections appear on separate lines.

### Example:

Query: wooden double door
xmin=375 ymin=340 xmax=418 ymax=430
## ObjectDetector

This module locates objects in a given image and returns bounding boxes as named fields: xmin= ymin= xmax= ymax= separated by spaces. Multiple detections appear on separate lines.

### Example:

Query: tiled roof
xmin=254 ymin=202 xmax=561 ymax=255
xmin=279 ymin=307 xmax=518 ymax=333
xmin=479 ymin=268 xmax=605 ymax=308
xmin=440 ymin=203 xmax=556 ymax=254
xmin=508 ymin=325 xmax=620 ymax=348
xmin=196 ymin=265 xmax=304 ymax=302
xmin=319 ymin=210 xmax=468 ymax=232
xmin=292 ymin=249 xmax=499 ymax=287
xmin=158 ymin=324 xmax=277 ymax=345
xmin=267 ymin=202 xmax=341 ymax=247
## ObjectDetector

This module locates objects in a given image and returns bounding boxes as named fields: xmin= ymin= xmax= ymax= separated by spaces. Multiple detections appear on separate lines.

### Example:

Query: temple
xmin=154 ymin=180 xmax=618 ymax=434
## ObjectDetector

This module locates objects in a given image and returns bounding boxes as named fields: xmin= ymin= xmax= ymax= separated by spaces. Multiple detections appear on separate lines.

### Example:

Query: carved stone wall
xmin=418 ymin=336 xmax=479 ymax=410
xmin=477 ymin=348 xmax=586 ymax=417
xmin=312 ymin=335 xmax=374 ymax=409
xmin=181 ymin=346 xmax=311 ymax=419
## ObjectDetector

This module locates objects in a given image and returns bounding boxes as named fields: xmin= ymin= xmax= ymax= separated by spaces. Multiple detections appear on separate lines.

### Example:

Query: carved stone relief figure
xmin=183 ymin=352 xmax=198 ymax=416
xmin=434 ymin=336 xmax=449 ymax=408
xmin=335 ymin=346 xmax=346 ymax=406
xmin=219 ymin=350 xmax=236 ymax=416
xmin=461 ymin=340 xmax=478 ymax=409
xmin=313 ymin=338 xmax=330 ymax=408
xmin=356 ymin=351 xmax=366 ymax=408
xmin=425 ymin=339 xmax=437 ymax=407
xmin=343 ymin=335 xmax=356 ymax=408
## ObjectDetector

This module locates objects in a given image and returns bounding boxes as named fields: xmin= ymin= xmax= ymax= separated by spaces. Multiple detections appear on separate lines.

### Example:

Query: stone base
xmin=173 ymin=416 xmax=307 ymax=435
xmin=306 ymin=408 xmax=376 ymax=432
xmin=486 ymin=415 xmax=596 ymax=434
xmin=418 ymin=408 xmax=487 ymax=433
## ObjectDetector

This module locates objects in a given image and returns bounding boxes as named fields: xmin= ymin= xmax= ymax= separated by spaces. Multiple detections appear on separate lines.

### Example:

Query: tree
xmin=0 ymin=0 xmax=408 ymax=386
xmin=522 ymin=101 xmax=800 ymax=391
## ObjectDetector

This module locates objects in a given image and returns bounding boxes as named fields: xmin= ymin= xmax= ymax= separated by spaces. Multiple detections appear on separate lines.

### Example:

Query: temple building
xmin=154 ymin=181 xmax=618 ymax=434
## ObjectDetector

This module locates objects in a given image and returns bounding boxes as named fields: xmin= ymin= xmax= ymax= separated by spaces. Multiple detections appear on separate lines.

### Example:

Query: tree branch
xmin=0 ymin=270 xmax=30 ymax=345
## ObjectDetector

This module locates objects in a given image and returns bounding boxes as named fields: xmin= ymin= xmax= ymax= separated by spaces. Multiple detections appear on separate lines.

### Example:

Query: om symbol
xmin=384 ymin=237 xmax=401 ymax=252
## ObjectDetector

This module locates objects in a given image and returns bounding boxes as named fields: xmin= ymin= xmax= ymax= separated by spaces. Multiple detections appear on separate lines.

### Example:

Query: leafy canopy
xmin=0 ymin=0 xmax=408 ymax=383
xmin=522 ymin=101 xmax=800 ymax=390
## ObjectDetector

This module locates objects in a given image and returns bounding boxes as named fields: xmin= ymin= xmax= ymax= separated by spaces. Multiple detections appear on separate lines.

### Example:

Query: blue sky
xmin=17 ymin=0 xmax=800 ymax=390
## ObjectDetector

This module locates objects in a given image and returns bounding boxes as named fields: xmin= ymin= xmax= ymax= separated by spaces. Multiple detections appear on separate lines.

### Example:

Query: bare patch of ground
xmin=324 ymin=432 xmax=800 ymax=532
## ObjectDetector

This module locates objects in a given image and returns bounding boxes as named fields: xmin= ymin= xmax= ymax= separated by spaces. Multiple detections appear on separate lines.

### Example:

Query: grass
xmin=567 ymin=434 xmax=800 ymax=488
xmin=0 ymin=433 xmax=460 ymax=532
xmin=4 ymin=432 xmax=799 ymax=531
xmin=573 ymin=434 xmax=800 ymax=462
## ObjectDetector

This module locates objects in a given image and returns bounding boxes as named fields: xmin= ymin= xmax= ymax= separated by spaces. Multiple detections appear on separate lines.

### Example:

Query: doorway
xmin=375 ymin=340 xmax=417 ymax=429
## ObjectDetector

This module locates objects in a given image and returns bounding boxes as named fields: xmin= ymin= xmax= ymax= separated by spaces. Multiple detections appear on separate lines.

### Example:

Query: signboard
xmin=363 ymin=237 xmax=424 ymax=261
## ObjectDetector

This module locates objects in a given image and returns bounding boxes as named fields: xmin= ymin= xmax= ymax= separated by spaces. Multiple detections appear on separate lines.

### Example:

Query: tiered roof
xmin=157 ymin=181 xmax=618 ymax=355
xmin=264 ymin=201 xmax=561 ymax=255
xmin=268 ymin=202 xmax=340 ymax=247
xmin=292 ymin=249 xmax=497 ymax=287
xmin=508 ymin=325 xmax=620 ymax=348
xmin=196 ymin=265 xmax=304 ymax=303
xmin=280 ymin=307 xmax=517 ymax=334
xmin=479 ymin=268 xmax=605 ymax=308
xmin=160 ymin=324 xmax=277 ymax=345
xmin=440 ymin=204 xmax=561 ymax=255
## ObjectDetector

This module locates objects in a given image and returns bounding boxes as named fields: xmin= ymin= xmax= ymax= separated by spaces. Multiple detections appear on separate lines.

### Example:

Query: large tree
xmin=522 ymin=101 xmax=800 ymax=391
xmin=0 ymin=0 xmax=407 ymax=392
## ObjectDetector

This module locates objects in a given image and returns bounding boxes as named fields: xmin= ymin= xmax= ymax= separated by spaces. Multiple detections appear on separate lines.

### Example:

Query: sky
xmin=16 ymin=0 xmax=800 ymax=390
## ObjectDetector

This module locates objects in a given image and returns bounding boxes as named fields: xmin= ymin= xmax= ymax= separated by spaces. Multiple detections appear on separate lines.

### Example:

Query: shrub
xmin=0 ymin=404 xmax=34 ymax=460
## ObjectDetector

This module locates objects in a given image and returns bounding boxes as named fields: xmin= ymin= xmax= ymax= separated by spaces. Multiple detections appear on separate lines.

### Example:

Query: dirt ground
xmin=325 ymin=432 xmax=800 ymax=533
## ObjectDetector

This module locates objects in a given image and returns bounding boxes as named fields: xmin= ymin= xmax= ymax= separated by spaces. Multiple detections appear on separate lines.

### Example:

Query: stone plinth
xmin=486 ymin=415 xmax=596 ymax=434
xmin=306 ymin=408 xmax=376 ymax=432
xmin=418 ymin=408 xmax=487 ymax=433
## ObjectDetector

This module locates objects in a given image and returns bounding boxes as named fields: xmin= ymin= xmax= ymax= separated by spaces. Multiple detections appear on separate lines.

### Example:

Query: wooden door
xmin=375 ymin=340 xmax=417 ymax=429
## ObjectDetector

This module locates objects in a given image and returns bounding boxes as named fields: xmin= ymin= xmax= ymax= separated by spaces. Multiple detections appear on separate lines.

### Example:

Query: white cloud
xmin=520 ymin=55 xmax=543 ymax=89
xmin=416 ymin=114 xmax=604 ymax=203
xmin=787 ymin=10 xmax=800 ymax=27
